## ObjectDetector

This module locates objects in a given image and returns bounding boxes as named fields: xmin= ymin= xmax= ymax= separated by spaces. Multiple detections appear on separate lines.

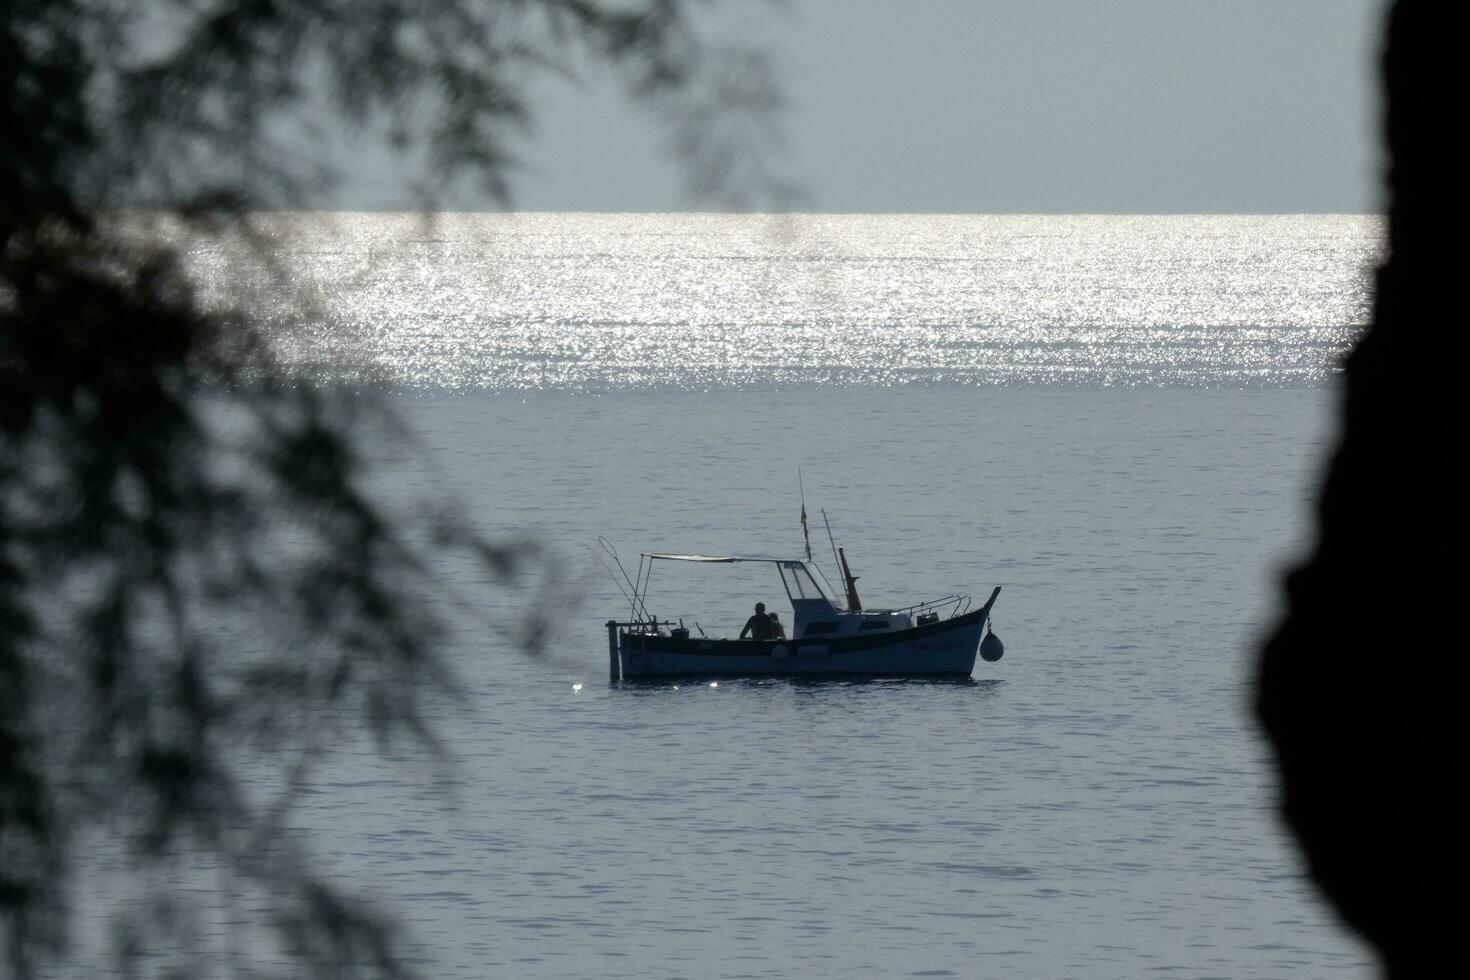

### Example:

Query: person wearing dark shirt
xmin=769 ymin=611 xmax=786 ymax=640
xmin=739 ymin=602 xmax=772 ymax=640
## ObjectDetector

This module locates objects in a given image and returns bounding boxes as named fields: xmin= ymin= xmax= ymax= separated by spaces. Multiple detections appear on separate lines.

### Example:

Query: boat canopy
xmin=643 ymin=554 xmax=804 ymax=564
xmin=639 ymin=554 xmax=837 ymax=607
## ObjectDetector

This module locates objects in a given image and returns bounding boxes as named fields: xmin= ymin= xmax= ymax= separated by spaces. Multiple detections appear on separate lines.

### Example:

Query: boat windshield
xmin=778 ymin=561 xmax=827 ymax=600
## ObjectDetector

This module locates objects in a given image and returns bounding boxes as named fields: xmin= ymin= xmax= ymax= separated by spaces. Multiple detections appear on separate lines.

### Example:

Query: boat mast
xmin=821 ymin=510 xmax=843 ymax=599
xmin=820 ymin=507 xmax=862 ymax=612
xmin=838 ymin=546 xmax=863 ymax=612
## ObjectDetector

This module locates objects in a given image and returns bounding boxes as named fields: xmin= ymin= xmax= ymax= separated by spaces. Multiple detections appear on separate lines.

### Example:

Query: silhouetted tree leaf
xmin=1 ymin=2 xmax=787 ymax=976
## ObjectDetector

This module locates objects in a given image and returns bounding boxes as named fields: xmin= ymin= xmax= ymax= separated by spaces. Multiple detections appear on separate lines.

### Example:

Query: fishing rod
xmin=598 ymin=536 xmax=650 ymax=622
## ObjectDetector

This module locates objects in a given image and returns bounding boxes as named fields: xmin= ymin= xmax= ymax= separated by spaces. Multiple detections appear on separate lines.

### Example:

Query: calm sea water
xmin=160 ymin=214 xmax=1386 ymax=976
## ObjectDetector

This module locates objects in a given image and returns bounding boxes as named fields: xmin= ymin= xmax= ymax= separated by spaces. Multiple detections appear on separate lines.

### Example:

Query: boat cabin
xmin=643 ymin=554 xmax=913 ymax=638
xmin=771 ymin=560 xmax=913 ymax=637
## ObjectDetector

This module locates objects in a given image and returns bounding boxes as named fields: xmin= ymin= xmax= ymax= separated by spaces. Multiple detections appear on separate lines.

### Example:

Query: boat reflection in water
xmin=603 ymin=550 xmax=1004 ymax=681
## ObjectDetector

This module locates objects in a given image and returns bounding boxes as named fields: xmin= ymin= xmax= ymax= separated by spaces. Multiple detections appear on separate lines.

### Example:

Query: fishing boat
xmin=600 ymin=540 xmax=1004 ymax=681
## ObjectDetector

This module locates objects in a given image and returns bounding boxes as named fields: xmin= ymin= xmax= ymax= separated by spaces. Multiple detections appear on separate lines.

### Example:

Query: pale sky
xmin=334 ymin=0 xmax=1385 ymax=213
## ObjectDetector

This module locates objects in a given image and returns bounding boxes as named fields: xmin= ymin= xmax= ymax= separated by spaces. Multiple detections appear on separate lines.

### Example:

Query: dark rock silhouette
xmin=1257 ymin=2 xmax=1463 ymax=976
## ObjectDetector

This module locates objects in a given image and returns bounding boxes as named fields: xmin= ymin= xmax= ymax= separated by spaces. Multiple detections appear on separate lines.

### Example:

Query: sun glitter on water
xmin=189 ymin=212 xmax=1381 ymax=391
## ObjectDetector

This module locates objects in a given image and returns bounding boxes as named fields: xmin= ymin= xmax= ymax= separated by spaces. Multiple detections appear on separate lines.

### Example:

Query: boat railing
xmin=616 ymin=619 xmax=673 ymax=636
xmin=889 ymin=593 xmax=973 ymax=620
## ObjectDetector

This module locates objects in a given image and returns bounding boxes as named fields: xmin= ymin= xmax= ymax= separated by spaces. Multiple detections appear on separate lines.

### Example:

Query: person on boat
xmin=739 ymin=602 xmax=772 ymax=640
xmin=768 ymin=611 xmax=787 ymax=640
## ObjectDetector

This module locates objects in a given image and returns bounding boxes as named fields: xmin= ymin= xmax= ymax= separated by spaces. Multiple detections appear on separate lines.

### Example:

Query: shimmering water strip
xmin=187 ymin=212 xmax=1382 ymax=389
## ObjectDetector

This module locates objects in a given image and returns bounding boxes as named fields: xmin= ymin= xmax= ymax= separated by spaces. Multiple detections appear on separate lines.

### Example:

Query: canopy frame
xmin=635 ymin=554 xmax=839 ymax=616
xmin=643 ymin=553 xmax=802 ymax=564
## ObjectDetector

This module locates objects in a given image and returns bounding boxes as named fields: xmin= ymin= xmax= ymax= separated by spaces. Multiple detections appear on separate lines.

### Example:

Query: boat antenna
xmin=798 ymin=469 xmax=813 ymax=561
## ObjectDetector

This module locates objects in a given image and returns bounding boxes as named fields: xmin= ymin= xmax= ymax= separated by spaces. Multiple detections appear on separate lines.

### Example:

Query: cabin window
xmin=779 ymin=562 xmax=827 ymax=601
xmin=803 ymin=621 xmax=839 ymax=636
xmin=859 ymin=619 xmax=891 ymax=631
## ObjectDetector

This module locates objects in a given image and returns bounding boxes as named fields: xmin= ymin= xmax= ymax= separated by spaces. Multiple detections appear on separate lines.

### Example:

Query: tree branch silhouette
xmin=1 ymin=2 xmax=787 ymax=976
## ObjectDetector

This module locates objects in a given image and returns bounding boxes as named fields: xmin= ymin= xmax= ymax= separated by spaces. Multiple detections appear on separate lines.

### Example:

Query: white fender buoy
xmin=771 ymin=644 xmax=790 ymax=660
xmin=980 ymin=631 xmax=1005 ymax=663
